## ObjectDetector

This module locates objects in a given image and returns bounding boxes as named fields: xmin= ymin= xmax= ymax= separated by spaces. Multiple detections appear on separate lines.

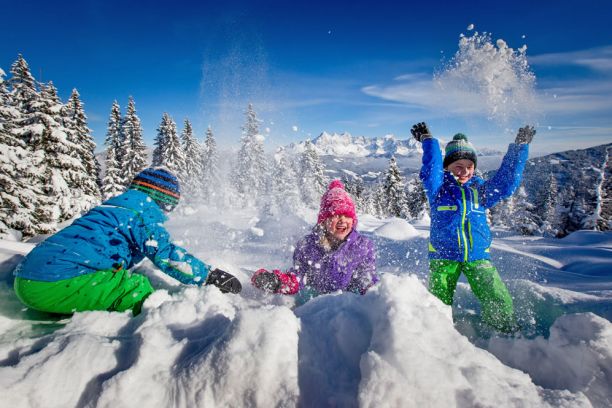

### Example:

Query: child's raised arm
xmin=480 ymin=125 xmax=535 ymax=207
xmin=412 ymin=122 xmax=444 ymax=202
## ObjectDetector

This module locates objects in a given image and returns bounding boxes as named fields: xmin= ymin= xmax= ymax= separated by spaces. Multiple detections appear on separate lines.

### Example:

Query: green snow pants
xmin=14 ymin=268 xmax=155 ymax=316
xmin=429 ymin=259 xmax=517 ymax=332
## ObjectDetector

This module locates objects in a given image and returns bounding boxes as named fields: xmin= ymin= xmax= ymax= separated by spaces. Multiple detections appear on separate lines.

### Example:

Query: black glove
xmin=515 ymin=125 xmax=536 ymax=144
xmin=410 ymin=122 xmax=432 ymax=142
xmin=205 ymin=268 xmax=242 ymax=294
xmin=252 ymin=270 xmax=281 ymax=293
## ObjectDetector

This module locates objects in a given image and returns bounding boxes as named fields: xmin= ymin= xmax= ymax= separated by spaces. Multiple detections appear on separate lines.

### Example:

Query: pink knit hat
xmin=317 ymin=180 xmax=357 ymax=224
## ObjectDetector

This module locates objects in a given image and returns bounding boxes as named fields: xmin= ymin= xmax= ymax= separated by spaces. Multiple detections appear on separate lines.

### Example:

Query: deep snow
xmin=0 ymin=204 xmax=611 ymax=407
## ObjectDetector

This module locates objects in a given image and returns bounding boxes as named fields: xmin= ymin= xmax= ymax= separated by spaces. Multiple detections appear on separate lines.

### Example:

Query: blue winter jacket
xmin=14 ymin=189 xmax=211 ymax=284
xmin=420 ymin=138 xmax=528 ymax=262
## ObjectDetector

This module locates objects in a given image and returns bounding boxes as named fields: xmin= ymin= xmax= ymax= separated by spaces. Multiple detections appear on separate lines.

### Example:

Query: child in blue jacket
xmin=13 ymin=167 xmax=241 ymax=315
xmin=411 ymin=122 xmax=535 ymax=332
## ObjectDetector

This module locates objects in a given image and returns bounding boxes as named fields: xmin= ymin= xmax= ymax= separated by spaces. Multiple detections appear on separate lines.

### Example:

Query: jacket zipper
xmin=460 ymin=187 xmax=468 ymax=262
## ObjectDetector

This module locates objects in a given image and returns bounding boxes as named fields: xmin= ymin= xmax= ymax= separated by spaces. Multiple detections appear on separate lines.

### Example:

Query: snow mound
xmin=373 ymin=218 xmax=420 ymax=240
xmin=488 ymin=312 xmax=612 ymax=407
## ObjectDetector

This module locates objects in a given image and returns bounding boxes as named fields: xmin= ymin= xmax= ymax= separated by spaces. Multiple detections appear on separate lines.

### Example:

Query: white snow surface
xmin=0 ymin=204 xmax=611 ymax=407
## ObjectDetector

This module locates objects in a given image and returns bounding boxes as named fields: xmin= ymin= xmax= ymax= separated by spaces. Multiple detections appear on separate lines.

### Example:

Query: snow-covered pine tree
xmin=180 ymin=118 xmax=204 ymax=199
xmin=598 ymin=147 xmax=612 ymax=231
xmin=509 ymin=186 xmax=539 ymax=235
xmin=370 ymin=183 xmax=387 ymax=217
xmin=534 ymin=173 xmax=560 ymax=236
xmin=361 ymin=185 xmax=379 ymax=216
xmin=120 ymin=96 xmax=148 ymax=186
xmin=234 ymin=103 xmax=268 ymax=204
xmin=341 ymin=173 xmax=365 ymax=212
xmin=63 ymin=88 xmax=100 ymax=211
xmin=8 ymin=55 xmax=40 ymax=143
xmin=382 ymin=156 xmax=408 ymax=217
xmin=8 ymin=57 xmax=56 ymax=233
xmin=201 ymin=126 xmax=221 ymax=203
xmin=152 ymin=112 xmax=185 ymax=175
xmin=37 ymin=81 xmax=86 ymax=222
xmin=102 ymin=101 xmax=125 ymax=199
xmin=299 ymin=139 xmax=327 ymax=208
xmin=269 ymin=152 xmax=301 ymax=215
xmin=0 ymin=67 xmax=42 ymax=236
xmin=405 ymin=176 xmax=427 ymax=220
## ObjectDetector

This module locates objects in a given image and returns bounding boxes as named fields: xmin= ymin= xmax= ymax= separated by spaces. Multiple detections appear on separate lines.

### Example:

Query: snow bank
xmin=1 ymin=271 xmax=596 ymax=408
xmin=373 ymin=217 xmax=420 ymax=240
xmin=488 ymin=313 xmax=612 ymax=407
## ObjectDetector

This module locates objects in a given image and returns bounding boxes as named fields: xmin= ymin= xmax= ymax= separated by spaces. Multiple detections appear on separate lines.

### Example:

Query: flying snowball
xmin=467 ymin=24 xmax=474 ymax=31
xmin=292 ymin=126 xmax=299 ymax=132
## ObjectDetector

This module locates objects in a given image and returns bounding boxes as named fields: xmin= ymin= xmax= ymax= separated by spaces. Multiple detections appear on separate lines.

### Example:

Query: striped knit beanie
xmin=443 ymin=133 xmax=478 ymax=168
xmin=130 ymin=167 xmax=181 ymax=212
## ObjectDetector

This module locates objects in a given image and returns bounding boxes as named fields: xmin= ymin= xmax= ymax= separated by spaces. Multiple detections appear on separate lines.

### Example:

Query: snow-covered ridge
xmin=285 ymin=131 xmax=501 ymax=158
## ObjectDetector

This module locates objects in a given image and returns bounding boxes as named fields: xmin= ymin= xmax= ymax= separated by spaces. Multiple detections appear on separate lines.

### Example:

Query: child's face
xmin=446 ymin=159 xmax=475 ymax=184
xmin=324 ymin=215 xmax=354 ymax=241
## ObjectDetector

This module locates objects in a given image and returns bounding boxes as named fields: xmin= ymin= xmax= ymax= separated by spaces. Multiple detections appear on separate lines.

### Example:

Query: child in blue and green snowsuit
xmin=13 ymin=168 xmax=241 ymax=315
xmin=411 ymin=122 xmax=535 ymax=332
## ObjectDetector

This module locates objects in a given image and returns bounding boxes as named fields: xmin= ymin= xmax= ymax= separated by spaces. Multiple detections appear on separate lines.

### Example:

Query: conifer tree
xmin=234 ymin=103 xmax=267 ymax=204
xmin=405 ymin=177 xmax=427 ymax=219
xmin=38 ymin=81 xmax=83 ymax=222
xmin=342 ymin=174 xmax=366 ymax=212
xmin=120 ymin=96 xmax=148 ymax=186
xmin=65 ymin=89 xmax=101 ymax=203
xmin=152 ymin=113 xmax=184 ymax=174
xmin=102 ymin=101 xmax=125 ymax=199
xmin=201 ymin=126 xmax=221 ymax=202
xmin=299 ymin=139 xmax=327 ymax=207
xmin=180 ymin=118 xmax=204 ymax=198
xmin=382 ymin=156 xmax=408 ymax=217
xmin=8 ymin=56 xmax=55 ymax=233
xmin=0 ymin=67 xmax=42 ymax=236
xmin=9 ymin=55 xmax=39 ymax=138
xmin=509 ymin=186 xmax=539 ymax=235
xmin=270 ymin=153 xmax=301 ymax=214
xmin=534 ymin=173 xmax=560 ymax=236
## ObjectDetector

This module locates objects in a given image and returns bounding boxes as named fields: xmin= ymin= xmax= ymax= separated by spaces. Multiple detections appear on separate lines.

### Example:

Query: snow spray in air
xmin=435 ymin=25 xmax=539 ymax=127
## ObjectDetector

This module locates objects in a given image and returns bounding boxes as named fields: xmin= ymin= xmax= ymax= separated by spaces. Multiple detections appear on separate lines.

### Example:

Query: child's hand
xmin=515 ymin=125 xmax=536 ymax=144
xmin=205 ymin=268 xmax=242 ymax=294
xmin=251 ymin=269 xmax=282 ymax=293
xmin=411 ymin=122 xmax=432 ymax=142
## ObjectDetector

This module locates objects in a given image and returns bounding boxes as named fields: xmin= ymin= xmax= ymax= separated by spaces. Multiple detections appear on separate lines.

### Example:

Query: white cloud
xmin=529 ymin=46 xmax=612 ymax=73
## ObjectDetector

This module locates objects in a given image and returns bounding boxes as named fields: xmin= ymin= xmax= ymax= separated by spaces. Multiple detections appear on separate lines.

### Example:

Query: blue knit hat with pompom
xmin=443 ymin=133 xmax=478 ymax=168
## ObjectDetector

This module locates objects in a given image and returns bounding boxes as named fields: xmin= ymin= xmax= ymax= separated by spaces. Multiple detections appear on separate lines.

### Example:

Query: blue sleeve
xmin=131 ymin=215 xmax=211 ymax=285
xmin=481 ymin=143 xmax=529 ymax=208
xmin=420 ymin=138 xmax=444 ymax=203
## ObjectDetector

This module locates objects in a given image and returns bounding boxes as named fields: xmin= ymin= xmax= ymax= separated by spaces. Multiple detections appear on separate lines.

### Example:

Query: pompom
xmin=453 ymin=133 xmax=468 ymax=141
xmin=327 ymin=179 xmax=345 ymax=190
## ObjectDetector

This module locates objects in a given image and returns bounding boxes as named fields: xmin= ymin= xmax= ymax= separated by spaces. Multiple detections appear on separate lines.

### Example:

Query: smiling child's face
xmin=324 ymin=215 xmax=354 ymax=241
xmin=446 ymin=159 xmax=475 ymax=185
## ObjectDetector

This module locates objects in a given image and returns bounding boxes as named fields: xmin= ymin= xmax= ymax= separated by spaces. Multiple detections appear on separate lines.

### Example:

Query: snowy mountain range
xmin=284 ymin=131 xmax=502 ymax=158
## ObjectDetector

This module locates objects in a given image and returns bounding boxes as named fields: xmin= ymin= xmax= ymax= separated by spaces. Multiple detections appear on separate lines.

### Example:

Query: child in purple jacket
xmin=251 ymin=180 xmax=378 ymax=301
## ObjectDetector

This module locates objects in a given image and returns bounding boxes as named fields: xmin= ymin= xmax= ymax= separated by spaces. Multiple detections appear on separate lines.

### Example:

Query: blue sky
xmin=1 ymin=0 xmax=611 ymax=154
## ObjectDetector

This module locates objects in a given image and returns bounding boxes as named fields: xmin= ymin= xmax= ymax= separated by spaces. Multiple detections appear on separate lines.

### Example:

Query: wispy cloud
xmin=529 ymin=46 xmax=612 ymax=72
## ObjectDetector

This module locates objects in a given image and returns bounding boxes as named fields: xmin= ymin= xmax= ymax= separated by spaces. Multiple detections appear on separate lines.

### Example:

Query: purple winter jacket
xmin=291 ymin=227 xmax=378 ymax=295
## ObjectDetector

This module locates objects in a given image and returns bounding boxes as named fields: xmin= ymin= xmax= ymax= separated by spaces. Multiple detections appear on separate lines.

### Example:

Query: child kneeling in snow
xmin=411 ymin=122 xmax=535 ymax=332
xmin=251 ymin=180 xmax=378 ymax=302
xmin=13 ymin=167 xmax=241 ymax=316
